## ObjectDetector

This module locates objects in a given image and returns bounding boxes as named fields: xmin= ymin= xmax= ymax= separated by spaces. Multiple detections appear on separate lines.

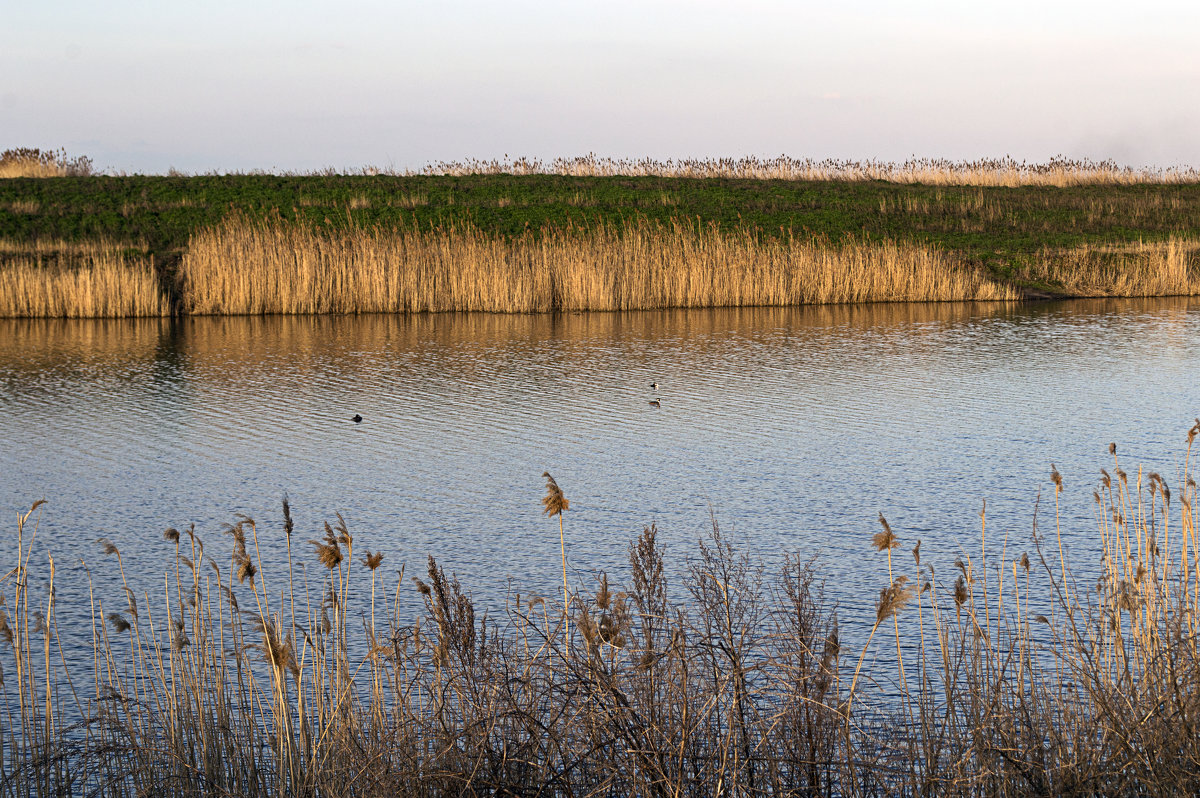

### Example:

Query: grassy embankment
xmin=3 ymin=158 xmax=1200 ymax=316
xmin=5 ymin=430 xmax=1200 ymax=795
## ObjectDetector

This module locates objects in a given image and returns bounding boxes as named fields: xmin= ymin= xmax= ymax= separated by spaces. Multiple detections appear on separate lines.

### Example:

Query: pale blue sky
xmin=2 ymin=1 xmax=1197 ymax=173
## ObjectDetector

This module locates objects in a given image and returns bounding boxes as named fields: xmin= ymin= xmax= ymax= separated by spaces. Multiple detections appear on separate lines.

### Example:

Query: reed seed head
xmin=953 ymin=575 xmax=969 ymax=613
xmin=1109 ymin=442 xmax=1117 ymax=456
xmin=309 ymin=522 xmax=343 ymax=570
xmin=236 ymin=557 xmax=257 ymax=585
xmin=254 ymin=617 xmax=299 ymax=677
xmin=107 ymin=613 xmax=130 ymax=633
xmin=1050 ymin=464 xmax=1063 ymax=494
xmin=223 ymin=521 xmax=247 ymax=550
xmin=163 ymin=527 xmax=180 ymax=543
xmin=98 ymin=538 xmax=119 ymax=557
xmin=873 ymin=513 xmax=899 ymax=551
xmin=1020 ymin=552 xmax=1031 ymax=572
xmin=596 ymin=572 xmax=611 ymax=610
xmin=362 ymin=550 xmax=384 ymax=570
xmin=1101 ymin=468 xmax=1111 ymax=489
xmin=335 ymin=514 xmax=352 ymax=548
xmin=282 ymin=493 xmax=294 ymax=539
xmin=912 ymin=539 xmax=921 ymax=566
xmin=1115 ymin=581 xmax=1139 ymax=614
xmin=125 ymin=588 xmax=138 ymax=620
xmin=541 ymin=471 xmax=569 ymax=517
xmin=822 ymin=628 xmax=840 ymax=663
xmin=876 ymin=576 xmax=913 ymax=624
xmin=413 ymin=577 xmax=431 ymax=596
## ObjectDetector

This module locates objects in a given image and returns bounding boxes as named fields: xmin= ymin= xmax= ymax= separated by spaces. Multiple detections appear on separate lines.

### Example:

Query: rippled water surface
xmin=4 ymin=300 xmax=1199 ymax=647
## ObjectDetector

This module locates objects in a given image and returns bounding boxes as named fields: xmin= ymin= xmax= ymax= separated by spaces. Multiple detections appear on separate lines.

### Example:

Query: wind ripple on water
xmin=2 ymin=300 xmax=1200 ymax=655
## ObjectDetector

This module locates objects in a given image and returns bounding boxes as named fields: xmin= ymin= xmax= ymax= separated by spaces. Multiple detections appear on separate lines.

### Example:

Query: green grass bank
xmin=3 ymin=174 xmax=1200 ymax=315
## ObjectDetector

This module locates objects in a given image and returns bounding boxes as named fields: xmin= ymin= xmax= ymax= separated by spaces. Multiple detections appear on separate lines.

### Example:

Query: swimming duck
xmin=352 ymin=414 xmax=363 ymax=423
xmin=648 ymin=399 xmax=660 ymax=408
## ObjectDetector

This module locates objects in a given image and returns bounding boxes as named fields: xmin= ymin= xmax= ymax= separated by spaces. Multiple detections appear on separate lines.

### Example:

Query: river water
xmin=3 ymin=299 xmax=1199 ymax=654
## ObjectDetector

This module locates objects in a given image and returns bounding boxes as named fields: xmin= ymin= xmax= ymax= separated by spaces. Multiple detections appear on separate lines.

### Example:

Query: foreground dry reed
xmin=5 ymin=427 xmax=1200 ymax=796
xmin=0 ymin=240 xmax=168 ymax=317
xmin=178 ymin=215 xmax=1014 ymax=314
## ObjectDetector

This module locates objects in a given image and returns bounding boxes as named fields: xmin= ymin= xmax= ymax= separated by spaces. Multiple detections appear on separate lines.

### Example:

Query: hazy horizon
xmin=3 ymin=1 xmax=1198 ymax=174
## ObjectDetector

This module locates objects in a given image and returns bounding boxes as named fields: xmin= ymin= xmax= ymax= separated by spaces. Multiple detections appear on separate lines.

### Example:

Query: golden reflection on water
xmin=0 ymin=300 xmax=1100 ymax=376
xmin=3 ymin=297 xmax=1197 ymax=390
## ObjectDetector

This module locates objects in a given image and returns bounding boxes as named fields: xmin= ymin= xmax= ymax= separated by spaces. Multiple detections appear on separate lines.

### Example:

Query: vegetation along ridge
xmin=3 ymin=160 xmax=1200 ymax=316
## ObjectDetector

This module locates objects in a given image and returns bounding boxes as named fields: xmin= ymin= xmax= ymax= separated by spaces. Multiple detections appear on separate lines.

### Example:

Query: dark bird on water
xmin=649 ymin=399 xmax=660 ymax=408
xmin=650 ymin=382 xmax=658 ymax=390
xmin=352 ymin=414 xmax=363 ymax=423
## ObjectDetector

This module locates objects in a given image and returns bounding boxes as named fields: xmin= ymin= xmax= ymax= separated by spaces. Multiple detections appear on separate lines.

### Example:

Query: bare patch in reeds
xmin=0 ymin=240 xmax=169 ymax=317
xmin=177 ymin=215 xmax=1015 ymax=315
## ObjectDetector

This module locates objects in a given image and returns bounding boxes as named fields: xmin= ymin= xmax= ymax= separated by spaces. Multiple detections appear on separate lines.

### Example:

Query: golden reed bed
xmin=3 ymin=217 xmax=1200 ymax=317
xmin=0 ymin=239 xmax=168 ymax=317
xmin=177 ymin=216 xmax=1014 ymax=315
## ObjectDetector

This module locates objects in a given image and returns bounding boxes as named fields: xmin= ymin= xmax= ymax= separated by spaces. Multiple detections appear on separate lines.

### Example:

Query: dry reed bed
xmin=0 ymin=148 xmax=93 ymax=179
xmin=7 ymin=218 xmax=1200 ymax=318
xmin=178 ymin=215 xmax=1015 ymax=315
xmin=0 ymin=240 xmax=168 ymax=318
xmin=5 ymin=429 xmax=1200 ymax=795
xmin=421 ymin=155 xmax=1200 ymax=187
xmin=1025 ymin=238 xmax=1200 ymax=297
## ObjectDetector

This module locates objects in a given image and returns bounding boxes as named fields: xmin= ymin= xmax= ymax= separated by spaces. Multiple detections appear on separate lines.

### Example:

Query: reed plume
xmin=543 ymin=471 xmax=570 ymax=649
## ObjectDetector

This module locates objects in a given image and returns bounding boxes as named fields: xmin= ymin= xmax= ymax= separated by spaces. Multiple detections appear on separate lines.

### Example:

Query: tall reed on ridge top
xmin=419 ymin=154 xmax=1200 ymax=187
